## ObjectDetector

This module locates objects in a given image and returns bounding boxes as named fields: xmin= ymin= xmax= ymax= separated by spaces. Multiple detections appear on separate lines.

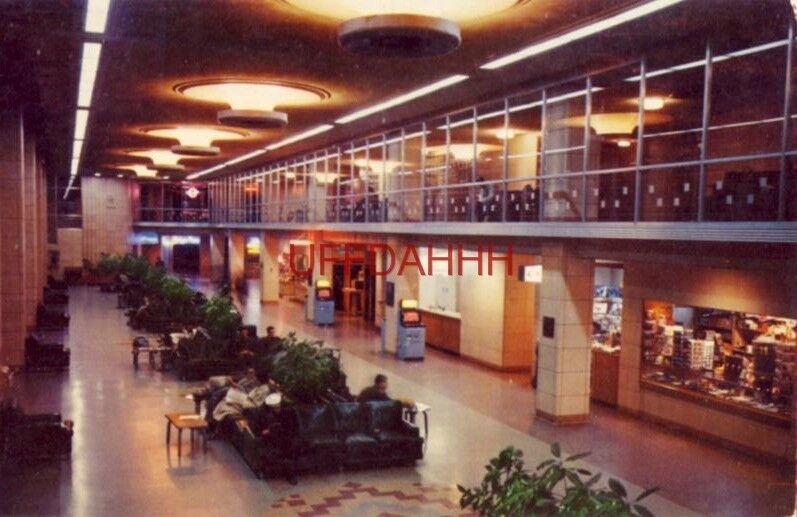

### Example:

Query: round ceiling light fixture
xmin=143 ymin=125 xmax=247 ymax=157
xmin=127 ymin=149 xmax=188 ymax=173
xmin=175 ymin=80 xmax=330 ymax=128
xmin=283 ymin=0 xmax=523 ymax=58
xmin=106 ymin=164 xmax=158 ymax=179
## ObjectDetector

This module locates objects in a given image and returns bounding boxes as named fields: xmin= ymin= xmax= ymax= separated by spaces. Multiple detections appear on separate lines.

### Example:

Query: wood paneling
xmin=81 ymin=177 xmax=134 ymax=263
xmin=421 ymin=310 xmax=460 ymax=355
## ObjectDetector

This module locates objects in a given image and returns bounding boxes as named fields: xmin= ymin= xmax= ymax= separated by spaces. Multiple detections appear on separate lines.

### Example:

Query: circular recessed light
xmin=284 ymin=0 xmax=523 ymax=57
xmin=128 ymin=149 xmax=189 ymax=172
xmin=143 ymin=125 xmax=247 ymax=156
xmin=117 ymin=173 xmax=124 ymax=178
xmin=106 ymin=164 xmax=158 ymax=178
xmin=175 ymin=80 xmax=329 ymax=128
xmin=94 ymin=172 xmax=101 ymax=177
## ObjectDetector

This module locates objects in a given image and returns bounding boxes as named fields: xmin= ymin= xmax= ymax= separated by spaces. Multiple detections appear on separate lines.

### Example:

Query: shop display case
xmin=641 ymin=301 xmax=796 ymax=424
xmin=591 ymin=285 xmax=622 ymax=405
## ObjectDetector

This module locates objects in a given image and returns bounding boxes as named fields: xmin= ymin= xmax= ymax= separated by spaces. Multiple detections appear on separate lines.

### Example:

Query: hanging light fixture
xmin=127 ymin=149 xmax=188 ymax=173
xmin=105 ymin=164 xmax=158 ymax=178
xmin=283 ymin=0 xmax=523 ymax=58
xmin=143 ymin=125 xmax=247 ymax=156
xmin=175 ymin=79 xmax=329 ymax=128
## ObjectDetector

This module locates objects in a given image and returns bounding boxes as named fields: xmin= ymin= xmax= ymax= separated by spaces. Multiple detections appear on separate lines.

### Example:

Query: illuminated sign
xmin=519 ymin=265 xmax=543 ymax=284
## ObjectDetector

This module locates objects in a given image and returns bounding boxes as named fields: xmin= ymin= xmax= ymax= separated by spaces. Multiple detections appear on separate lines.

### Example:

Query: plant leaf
xmin=634 ymin=503 xmax=655 ymax=517
xmin=565 ymin=451 xmax=591 ymax=462
xmin=550 ymin=443 xmax=561 ymax=458
xmin=608 ymin=478 xmax=627 ymax=498
xmin=635 ymin=486 xmax=659 ymax=502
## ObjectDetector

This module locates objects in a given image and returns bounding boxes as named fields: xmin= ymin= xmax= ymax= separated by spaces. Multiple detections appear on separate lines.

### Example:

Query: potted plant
xmin=270 ymin=333 xmax=349 ymax=404
xmin=458 ymin=444 xmax=657 ymax=516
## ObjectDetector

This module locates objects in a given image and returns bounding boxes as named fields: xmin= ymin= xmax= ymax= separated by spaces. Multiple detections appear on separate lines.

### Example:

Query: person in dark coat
xmin=357 ymin=374 xmax=391 ymax=402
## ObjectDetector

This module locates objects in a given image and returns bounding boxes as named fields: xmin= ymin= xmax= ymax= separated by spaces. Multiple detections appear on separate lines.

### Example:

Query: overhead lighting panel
xmin=85 ymin=0 xmax=111 ymax=34
xmin=266 ymin=124 xmax=335 ymax=151
xmin=74 ymin=109 xmax=89 ymax=140
xmin=336 ymin=75 xmax=468 ymax=124
xmin=284 ymin=0 xmax=522 ymax=58
xmin=186 ymin=149 xmax=268 ymax=180
xmin=143 ymin=125 xmax=247 ymax=156
xmin=176 ymin=80 xmax=329 ymax=128
xmin=128 ymin=149 xmax=188 ymax=172
xmin=481 ymin=0 xmax=685 ymax=70
xmin=77 ymin=42 xmax=102 ymax=108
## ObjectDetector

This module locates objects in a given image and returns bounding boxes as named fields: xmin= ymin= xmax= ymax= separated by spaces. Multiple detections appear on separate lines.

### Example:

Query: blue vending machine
xmin=396 ymin=299 xmax=425 ymax=360
xmin=313 ymin=279 xmax=335 ymax=326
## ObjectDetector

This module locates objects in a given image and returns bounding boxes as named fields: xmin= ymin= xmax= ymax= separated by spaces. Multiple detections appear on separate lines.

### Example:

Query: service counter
xmin=418 ymin=308 xmax=461 ymax=355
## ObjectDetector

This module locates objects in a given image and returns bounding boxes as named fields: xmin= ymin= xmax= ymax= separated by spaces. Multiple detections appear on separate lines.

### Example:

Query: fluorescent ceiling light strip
xmin=445 ymin=88 xmax=602 ymax=129
xmin=77 ymin=42 xmax=102 ymax=108
xmin=85 ymin=0 xmax=111 ymax=34
xmin=70 ymin=158 xmax=80 ymax=177
xmin=626 ymin=39 xmax=789 ymax=81
xmin=63 ymin=175 xmax=77 ymax=199
xmin=74 ymin=109 xmax=89 ymax=140
xmin=266 ymin=124 xmax=335 ymax=151
xmin=335 ymin=75 xmax=469 ymax=124
xmin=186 ymin=149 xmax=267 ymax=180
xmin=72 ymin=140 xmax=84 ymax=160
xmin=482 ymin=0 xmax=685 ymax=70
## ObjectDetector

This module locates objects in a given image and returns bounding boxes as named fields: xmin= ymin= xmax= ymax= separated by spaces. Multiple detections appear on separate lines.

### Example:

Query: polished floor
xmin=0 ymin=284 xmax=792 ymax=516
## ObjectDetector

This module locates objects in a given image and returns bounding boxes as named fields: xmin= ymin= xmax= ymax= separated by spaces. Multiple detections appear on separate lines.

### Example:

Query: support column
xmin=228 ymin=231 xmax=246 ymax=290
xmin=260 ymin=233 xmax=279 ymax=304
xmin=23 ymin=131 xmax=38 ymax=328
xmin=535 ymin=242 xmax=594 ymax=425
xmin=0 ymin=110 xmax=27 ymax=366
xmin=209 ymin=231 xmax=225 ymax=283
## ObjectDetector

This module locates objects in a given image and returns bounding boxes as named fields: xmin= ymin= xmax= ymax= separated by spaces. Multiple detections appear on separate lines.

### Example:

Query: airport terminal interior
xmin=1 ymin=0 xmax=797 ymax=515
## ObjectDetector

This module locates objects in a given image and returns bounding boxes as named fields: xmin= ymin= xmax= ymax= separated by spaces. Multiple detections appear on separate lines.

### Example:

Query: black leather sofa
xmin=0 ymin=400 xmax=73 ymax=470
xmin=227 ymin=400 xmax=423 ymax=478
xmin=25 ymin=332 xmax=70 ymax=371
xmin=36 ymin=304 xmax=70 ymax=330
xmin=43 ymin=287 xmax=69 ymax=305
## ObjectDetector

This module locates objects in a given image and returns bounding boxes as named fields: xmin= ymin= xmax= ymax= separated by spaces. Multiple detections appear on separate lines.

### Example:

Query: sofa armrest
xmin=398 ymin=420 xmax=420 ymax=437
xmin=22 ymin=413 xmax=62 ymax=424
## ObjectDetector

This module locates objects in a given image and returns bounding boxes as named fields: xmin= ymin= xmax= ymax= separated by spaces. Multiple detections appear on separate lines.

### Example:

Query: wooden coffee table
xmin=165 ymin=412 xmax=208 ymax=456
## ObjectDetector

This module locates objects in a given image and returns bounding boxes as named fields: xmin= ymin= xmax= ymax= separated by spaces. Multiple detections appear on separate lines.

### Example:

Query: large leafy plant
xmin=159 ymin=276 xmax=197 ymax=324
xmin=270 ymin=332 xmax=347 ymax=404
xmin=201 ymin=294 xmax=242 ymax=341
xmin=458 ymin=444 xmax=657 ymax=516
xmin=94 ymin=254 xmax=122 ymax=276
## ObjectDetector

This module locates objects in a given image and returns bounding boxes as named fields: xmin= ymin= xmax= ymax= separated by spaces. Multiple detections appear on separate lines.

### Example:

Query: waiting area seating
xmin=226 ymin=400 xmax=423 ymax=478
xmin=0 ymin=399 xmax=73 ymax=471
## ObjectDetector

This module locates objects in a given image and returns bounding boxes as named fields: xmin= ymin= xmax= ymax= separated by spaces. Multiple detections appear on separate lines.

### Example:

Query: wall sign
xmin=518 ymin=264 xmax=543 ymax=284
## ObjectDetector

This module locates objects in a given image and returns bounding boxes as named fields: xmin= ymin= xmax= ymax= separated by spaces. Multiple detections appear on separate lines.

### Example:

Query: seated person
xmin=258 ymin=326 xmax=282 ymax=355
xmin=245 ymin=393 xmax=298 ymax=485
xmin=357 ymin=374 xmax=391 ymax=402
xmin=232 ymin=367 xmax=260 ymax=394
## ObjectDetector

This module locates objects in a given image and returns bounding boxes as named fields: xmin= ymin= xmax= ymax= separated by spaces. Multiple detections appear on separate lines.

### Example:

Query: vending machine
xmin=396 ymin=299 xmax=425 ymax=360
xmin=313 ymin=279 xmax=335 ymax=326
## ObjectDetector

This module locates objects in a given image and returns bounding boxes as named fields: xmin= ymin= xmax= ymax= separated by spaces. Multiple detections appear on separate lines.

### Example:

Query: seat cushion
xmin=344 ymin=432 xmax=379 ymax=461
xmin=334 ymin=402 xmax=369 ymax=435
xmin=295 ymin=405 xmax=337 ymax=437
xmin=366 ymin=400 xmax=404 ymax=431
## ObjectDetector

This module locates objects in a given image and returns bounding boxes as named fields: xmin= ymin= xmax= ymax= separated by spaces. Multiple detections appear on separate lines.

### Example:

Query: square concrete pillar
xmin=209 ymin=232 xmax=226 ymax=283
xmin=0 ymin=110 xmax=27 ymax=366
xmin=260 ymin=233 xmax=280 ymax=304
xmin=535 ymin=242 xmax=594 ymax=425
xmin=228 ymin=232 xmax=246 ymax=289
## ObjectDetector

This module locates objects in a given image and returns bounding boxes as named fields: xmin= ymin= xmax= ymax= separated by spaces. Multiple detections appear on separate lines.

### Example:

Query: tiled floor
xmin=1 ymin=284 xmax=792 ymax=516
